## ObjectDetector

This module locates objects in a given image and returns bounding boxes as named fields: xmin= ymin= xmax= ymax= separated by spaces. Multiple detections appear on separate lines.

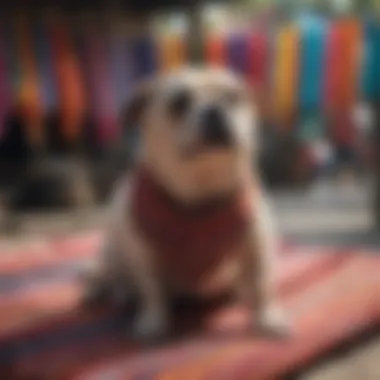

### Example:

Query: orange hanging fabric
xmin=273 ymin=24 xmax=299 ymax=125
xmin=14 ymin=14 xmax=44 ymax=146
xmin=159 ymin=34 xmax=186 ymax=73
xmin=49 ymin=15 xmax=86 ymax=143
xmin=324 ymin=19 xmax=361 ymax=115
xmin=338 ymin=19 xmax=361 ymax=112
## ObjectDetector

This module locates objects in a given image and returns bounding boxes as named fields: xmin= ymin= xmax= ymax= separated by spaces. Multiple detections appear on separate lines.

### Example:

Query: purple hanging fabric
xmin=226 ymin=32 xmax=250 ymax=76
xmin=31 ymin=18 xmax=58 ymax=113
xmin=2 ymin=20 xmax=21 ymax=99
xmin=109 ymin=31 xmax=131 ymax=113
xmin=131 ymin=35 xmax=157 ymax=81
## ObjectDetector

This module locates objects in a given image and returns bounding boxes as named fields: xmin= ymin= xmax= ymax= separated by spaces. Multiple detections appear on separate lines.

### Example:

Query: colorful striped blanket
xmin=1 ymin=232 xmax=380 ymax=379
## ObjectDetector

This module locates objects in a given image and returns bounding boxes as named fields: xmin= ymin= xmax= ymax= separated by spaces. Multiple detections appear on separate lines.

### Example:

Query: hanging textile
xmin=108 ymin=28 xmax=131 ymax=114
xmin=13 ymin=13 xmax=44 ymax=146
xmin=324 ymin=22 xmax=341 ymax=116
xmin=49 ymin=15 xmax=86 ymax=143
xmin=338 ymin=20 xmax=362 ymax=111
xmin=81 ymin=25 xmax=118 ymax=144
xmin=131 ymin=35 xmax=157 ymax=81
xmin=324 ymin=19 xmax=361 ymax=115
xmin=226 ymin=32 xmax=250 ymax=76
xmin=248 ymin=30 xmax=270 ymax=89
xmin=205 ymin=33 xmax=226 ymax=67
xmin=247 ymin=29 xmax=273 ymax=121
xmin=0 ymin=29 xmax=12 ymax=141
xmin=361 ymin=21 xmax=380 ymax=102
xmin=298 ymin=15 xmax=327 ymax=113
xmin=31 ymin=17 xmax=58 ymax=114
xmin=273 ymin=24 xmax=299 ymax=125
xmin=158 ymin=33 xmax=186 ymax=73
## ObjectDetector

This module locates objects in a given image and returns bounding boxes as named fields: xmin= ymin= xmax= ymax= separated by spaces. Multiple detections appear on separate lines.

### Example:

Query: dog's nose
xmin=200 ymin=106 xmax=231 ymax=146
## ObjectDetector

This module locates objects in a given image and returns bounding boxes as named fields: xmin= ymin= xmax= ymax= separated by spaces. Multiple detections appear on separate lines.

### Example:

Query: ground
xmin=1 ymin=180 xmax=379 ymax=379
xmin=304 ymin=340 xmax=380 ymax=380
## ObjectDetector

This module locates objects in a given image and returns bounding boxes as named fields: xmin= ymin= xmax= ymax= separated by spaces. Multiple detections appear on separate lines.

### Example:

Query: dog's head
xmin=123 ymin=67 xmax=258 ymax=202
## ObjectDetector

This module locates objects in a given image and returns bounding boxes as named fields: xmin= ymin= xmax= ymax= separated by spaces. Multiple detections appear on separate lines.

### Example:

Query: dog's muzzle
xmin=199 ymin=106 xmax=232 ymax=147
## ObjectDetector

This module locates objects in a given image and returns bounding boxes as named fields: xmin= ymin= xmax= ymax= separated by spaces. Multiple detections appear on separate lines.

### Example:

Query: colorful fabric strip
xmin=205 ymin=33 xmax=226 ymax=67
xmin=324 ymin=19 xmax=361 ymax=115
xmin=360 ymin=20 xmax=380 ymax=101
xmin=226 ymin=32 xmax=250 ymax=76
xmin=158 ymin=34 xmax=186 ymax=73
xmin=13 ymin=14 xmax=43 ymax=146
xmin=131 ymin=35 xmax=157 ymax=81
xmin=298 ymin=15 xmax=327 ymax=111
xmin=273 ymin=24 xmax=299 ymax=123
xmin=31 ymin=17 xmax=58 ymax=113
xmin=82 ymin=26 xmax=118 ymax=144
xmin=49 ymin=16 xmax=86 ymax=143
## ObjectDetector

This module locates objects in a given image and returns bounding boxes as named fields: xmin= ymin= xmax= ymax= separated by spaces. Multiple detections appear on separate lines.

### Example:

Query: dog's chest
xmin=131 ymin=171 xmax=252 ymax=287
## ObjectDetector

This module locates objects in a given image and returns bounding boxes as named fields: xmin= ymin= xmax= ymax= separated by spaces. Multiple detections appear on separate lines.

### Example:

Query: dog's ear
xmin=121 ymin=79 xmax=155 ymax=130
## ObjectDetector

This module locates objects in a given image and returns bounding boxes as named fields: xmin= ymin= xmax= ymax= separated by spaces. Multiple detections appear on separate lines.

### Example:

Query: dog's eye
xmin=168 ymin=89 xmax=192 ymax=118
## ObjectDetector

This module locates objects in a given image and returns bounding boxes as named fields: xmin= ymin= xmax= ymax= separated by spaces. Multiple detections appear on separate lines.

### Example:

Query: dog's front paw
xmin=254 ymin=306 xmax=291 ymax=338
xmin=133 ymin=309 xmax=169 ymax=342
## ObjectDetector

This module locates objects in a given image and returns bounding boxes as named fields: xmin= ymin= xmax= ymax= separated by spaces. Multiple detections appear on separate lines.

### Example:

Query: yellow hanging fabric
xmin=273 ymin=25 xmax=299 ymax=125
xmin=15 ymin=13 xmax=43 ymax=147
xmin=159 ymin=34 xmax=186 ymax=73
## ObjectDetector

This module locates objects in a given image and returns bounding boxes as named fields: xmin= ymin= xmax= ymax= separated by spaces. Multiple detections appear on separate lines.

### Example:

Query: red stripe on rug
xmin=72 ymin=256 xmax=380 ymax=380
xmin=2 ymin=250 xmax=355 ymax=380
xmin=0 ymin=233 xmax=295 ymax=277
xmin=0 ymin=232 xmax=102 ymax=274
xmin=0 ymin=251 xmax=346 ymax=340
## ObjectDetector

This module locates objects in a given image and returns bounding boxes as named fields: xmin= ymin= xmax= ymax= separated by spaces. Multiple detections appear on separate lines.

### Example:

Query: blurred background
xmin=0 ymin=0 xmax=380 ymax=244
xmin=1 ymin=1 xmax=380 ymax=379
xmin=0 ymin=1 xmax=377 ymax=232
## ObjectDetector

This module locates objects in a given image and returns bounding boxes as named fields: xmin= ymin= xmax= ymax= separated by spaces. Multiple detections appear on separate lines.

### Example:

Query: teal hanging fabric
xmin=297 ymin=14 xmax=328 ymax=112
xmin=361 ymin=20 xmax=380 ymax=101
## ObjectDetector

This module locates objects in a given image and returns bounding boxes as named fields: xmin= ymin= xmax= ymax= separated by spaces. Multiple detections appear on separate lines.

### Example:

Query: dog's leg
xmin=113 ymin=228 xmax=168 ymax=341
xmin=128 ymin=252 xmax=169 ymax=341
xmin=82 ymin=243 xmax=135 ymax=306
xmin=84 ymin=238 xmax=169 ymax=340
xmin=242 ymin=194 xmax=290 ymax=337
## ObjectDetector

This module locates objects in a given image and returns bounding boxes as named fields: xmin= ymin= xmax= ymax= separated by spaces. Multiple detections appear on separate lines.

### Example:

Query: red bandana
xmin=131 ymin=169 xmax=253 ymax=288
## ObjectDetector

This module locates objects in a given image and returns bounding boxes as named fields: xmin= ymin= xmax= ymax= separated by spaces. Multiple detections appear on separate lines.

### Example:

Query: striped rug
xmin=0 ymin=232 xmax=379 ymax=379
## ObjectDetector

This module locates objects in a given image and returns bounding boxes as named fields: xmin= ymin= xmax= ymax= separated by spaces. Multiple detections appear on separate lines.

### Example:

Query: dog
xmin=85 ymin=67 xmax=289 ymax=340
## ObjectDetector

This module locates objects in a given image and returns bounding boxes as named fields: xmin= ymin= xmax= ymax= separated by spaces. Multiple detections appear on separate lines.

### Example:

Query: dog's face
xmin=124 ymin=67 xmax=258 ymax=202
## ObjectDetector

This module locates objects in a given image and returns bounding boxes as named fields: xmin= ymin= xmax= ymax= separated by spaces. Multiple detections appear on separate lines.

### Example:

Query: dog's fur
xmin=86 ymin=67 xmax=288 ymax=339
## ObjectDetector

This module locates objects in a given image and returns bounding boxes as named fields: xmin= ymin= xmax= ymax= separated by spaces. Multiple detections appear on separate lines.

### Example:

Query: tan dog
xmin=86 ymin=67 xmax=289 ymax=340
